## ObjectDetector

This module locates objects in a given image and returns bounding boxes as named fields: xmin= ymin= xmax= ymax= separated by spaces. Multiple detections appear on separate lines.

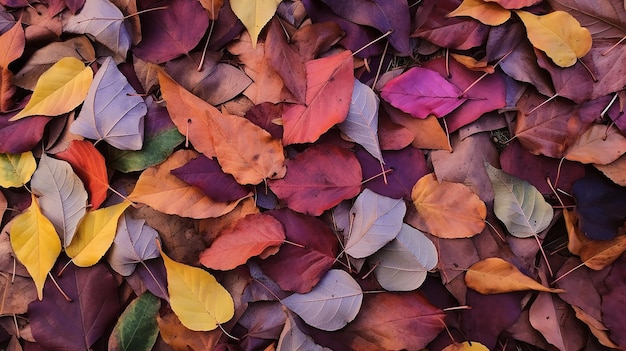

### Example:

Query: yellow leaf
xmin=159 ymin=246 xmax=234 ymax=331
xmin=10 ymin=195 xmax=62 ymax=300
xmin=0 ymin=151 xmax=36 ymax=188
xmin=10 ymin=57 xmax=93 ymax=121
xmin=447 ymin=0 xmax=511 ymax=26
xmin=66 ymin=201 xmax=130 ymax=267
xmin=230 ymin=0 xmax=281 ymax=48
xmin=515 ymin=10 xmax=592 ymax=68
xmin=465 ymin=257 xmax=565 ymax=294
xmin=442 ymin=341 xmax=490 ymax=351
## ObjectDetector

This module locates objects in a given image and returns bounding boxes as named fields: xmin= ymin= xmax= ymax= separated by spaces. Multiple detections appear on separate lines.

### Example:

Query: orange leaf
xmin=0 ymin=68 xmax=15 ymax=112
xmin=466 ymin=257 xmax=565 ymax=294
xmin=129 ymin=149 xmax=242 ymax=219
xmin=565 ymin=124 xmax=626 ymax=165
xmin=409 ymin=173 xmax=486 ymax=238
xmin=0 ymin=20 xmax=24 ymax=67
xmin=56 ymin=140 xmax=109 ymax=210
xmin=579 ymin=234 xmax=626 ymax=270
xmin=199 ymin=213 xmax=285 ymax=270
xmin=384 ymin=103 xmax=451 ymax=151
xmin=563 ymin=210 xmax=589 ymax=255
xmin=282 ymin=50 xmax=354 ymax=145
xmin=447 ymin=0 xmax=511 ymax=26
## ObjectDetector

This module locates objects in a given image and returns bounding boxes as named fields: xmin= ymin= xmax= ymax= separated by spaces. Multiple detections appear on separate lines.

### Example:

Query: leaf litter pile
xmin=0 ymin=0 xmax=625 ymax=350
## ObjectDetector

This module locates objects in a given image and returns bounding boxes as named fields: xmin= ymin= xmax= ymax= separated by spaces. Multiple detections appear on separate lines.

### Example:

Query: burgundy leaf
xmin=0 ymin=101 xmax=51 ymax=154
xmin=244 ymin=102 xmax=284 ymax=139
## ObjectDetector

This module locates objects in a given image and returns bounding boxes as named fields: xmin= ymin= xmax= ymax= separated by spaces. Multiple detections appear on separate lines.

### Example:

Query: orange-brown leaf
xmin=199 ymin=213 xmax=285 ymax=270
xmin=447 ymin=0 xmax=511 ymax=26
xmin=0 ymin=67 xmax=16 ymax=112
xmin=409 ymin=173 xmax=486 ymax=238
xmin=384 ymin=103 xmax=451 ymax=151
xmin=563 ymin=210 xmax=589 ymax=255
xmin=579 ymin=234 xmax=626 ymax=270
xmin=0 ymin=21 xmax=25 ymax=67
xmin=565 ymin=124 xmax=626 ymax=165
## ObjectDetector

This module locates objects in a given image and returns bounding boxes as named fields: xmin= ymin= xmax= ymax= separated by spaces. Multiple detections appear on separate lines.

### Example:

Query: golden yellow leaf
xmin=10 ymin=195 xmax=62 ymax=300
xmin=66 ymin=201 xmax=130 ymax=267
xmin=10 ymin=57 xmax=93 ymax=121
xmin=515 ymin=10 xmax=592 ymax=68
xmin=442 ymin=341 xmax=490 ymax=351
xmin=159 ymin=245 xmax=234 ymax=331
xmin=0 ymin=151 xmax=36 ymax=188
xmin=129 ymin=149 xmax=242 ymax=219
xmin=447 ymin=0 xmax=511 ymax=26
xmin=465 ymin=257 xmax=565 ymax=294
xmin=579 ymin=234 xmax=626 ymax=271
xmin=409 ymin=173 xmax=486 ymax=238
xmin=230 ymin=0 xmax=281 ymax=48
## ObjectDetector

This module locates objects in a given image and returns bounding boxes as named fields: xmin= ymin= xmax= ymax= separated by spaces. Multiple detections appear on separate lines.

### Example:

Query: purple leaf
xmin=170 ymin=153 xmax=251 ymax=202
xmin=0 ymin=100 xmax=51 ymax=154
xmin=28 ymin=261 xmax=120 ymax=351
xmin=380 ymin=67 xmax=466 ymax=119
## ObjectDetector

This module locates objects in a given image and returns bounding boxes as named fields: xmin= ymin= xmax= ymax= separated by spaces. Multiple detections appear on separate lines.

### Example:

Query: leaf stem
xmin=371 ymin=40 xmax=389 ymax=90
xmin=140 ymin=260 xmax=169 ymax=302
xmin=48 ymin=272 xmax=72 ymax=302
xmin=197 ymin=0 xmax=216 ymax=72
xmin=526 ymin=93 xmax=559 ymax=115
xmin=601 ymin=35 xmax=626 ymax=56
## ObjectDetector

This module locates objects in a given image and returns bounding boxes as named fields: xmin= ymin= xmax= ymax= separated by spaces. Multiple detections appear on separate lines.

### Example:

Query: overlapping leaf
xmin=0 ymin=151 xmax=35 ymax=188
xmin=106 ymin=213 xmax=160 ymax=276
xmin=565 ymin=124 xmax=626 ymax=165
xmin=0 ymin=20 xmax=24 ymax=112
xmin=108 ymin=292 xmax=160 ymax=351
xmin=230 ymin=0 xmax=281 ymax=48
xmin=277 ymin=316 xmax=331 ymax=351
xmin=447 ymin=0 xmax=511 ymax=26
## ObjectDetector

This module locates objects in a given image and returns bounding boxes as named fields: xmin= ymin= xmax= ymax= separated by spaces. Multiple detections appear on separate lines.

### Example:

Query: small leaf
xmin=159 ymin=246 xmax=235 ymax=331
xmin=10 ymin=57 xmax=93 ymax=121
xmin=66 ymin=201 xmax=130 ymax=267
xmin=230 ymin=0 xmax=281 ymax=48
xmin=447 ymin=0 xmax=511 ymax=26
xmin=10 ymin=195 xmax=62 ymax=300
xmin=107 ymin=213 xmax=160 ymax=276
xmin=277 ymin=316 xmax=332 ymax=351
xmin=465 ymin=257 xmax=564 ymax=294
xmin=0 ymin=151 xmax=36 ymax=188
xmin=283 ymin=269 xmax=363 ymax=331
xmin=345 ymin=189 xmax=406 ymax=259
xmin=515 ymin=10 xmax=592 ymax=67
xmin=442 ymin=341 xmax=490 ymax=351
xmin=108 ymin=292 xmax=160 ymax=351
xmin=370 ymin=224 xmax=438 ymax=291
xmin=485 ymin=162 xmax=554 ymax=238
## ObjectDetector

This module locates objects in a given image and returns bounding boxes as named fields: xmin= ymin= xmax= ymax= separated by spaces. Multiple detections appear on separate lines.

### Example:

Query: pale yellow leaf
xmin=230 ymin=0 xmax=281 ymax=48
xmin=0 ymin=151 xmax=36 ymax=188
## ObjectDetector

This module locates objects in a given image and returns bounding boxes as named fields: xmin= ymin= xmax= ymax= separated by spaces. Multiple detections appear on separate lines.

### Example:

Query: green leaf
xmin=108 ymin=292 xmax=160 ymax=351
xmin=485 ymin=162 xmax=554 ymax=238
xmin=0 ymin=151 xmax=36 ymax=188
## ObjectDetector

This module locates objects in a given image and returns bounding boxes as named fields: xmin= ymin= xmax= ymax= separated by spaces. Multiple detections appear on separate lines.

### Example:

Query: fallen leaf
xmin=0 ymin=20 xmax=24 ymax=112
xmin=515 ymin=10 xmax=592 ymax=67
xmin=465 ymin=257 xmax=564 ymax=294
xmin=265 ymin=18 xmax=306 ymax=103
xmin=9 ymin=195 xmax=61 ymax=300
xmin=571 ymin=305 xmax=620 ymax=349
xmin=159 ymin=246 xmax=234 ymax=331
xmin=447 ymin=0 xmax=511 ymax=26
xmin=10 ymin=57 xmax=93 ymax=121
xmin=230 ymin=0 xmax=281 ymax=48
xmin=277 ymin=316 xmax=331 ymax=351
xmin=199 ymin=213 xmax=285 ymax=270
xmin=565 ymin=124 xmax=626 ymax=165
xmin=70 ymin=57 xmax=146 ymax=151
xmin=528 ymin=291 xmax=587 ymax=351
xmin=108 ymin=292 xmax=160 ymax=351
xmin=410 ymin=173 xmax=486 ymax=238
xmin=0 ymin=151 xmax=35 ymax=188
xmin=384 ymin=103 xmax=451 ymax=150
xmin=485 ymin=162 xmax=554 ymax=238
xmin=442 ymin=341 xmax=490 ymax=351
xmin=283 ymin=269 xmax=362 ymax=331
xmin=595 ymin=153 xmax=626 ymax=186
xmin=486 ymin=0 xmax=541 ymax=9
xmin=0 ymin=106 xmax=51 ymax=154
xmin=579 ymin=234 xmax=626 ymax=270
xmin=107 ymin=212 xmax=160 ymax=276
xmin=157 ymin=307 xmax=222 ymax=351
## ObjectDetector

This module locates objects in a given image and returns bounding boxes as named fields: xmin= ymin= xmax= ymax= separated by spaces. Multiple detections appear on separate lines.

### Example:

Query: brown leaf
xmin=595 ymin=153 xmax=626 ymax=186
xmin=579 ymin=233 xmax=626 ymax=270
xmin=383 ymin=102 xmax=451 ymax=151
xmin=157 ymin=307 xmax=222 ymax=351
xmin=265 ymin=18 xmax=306 ymax=103
xmin=292 ymin=21 xmax=344 ymax=60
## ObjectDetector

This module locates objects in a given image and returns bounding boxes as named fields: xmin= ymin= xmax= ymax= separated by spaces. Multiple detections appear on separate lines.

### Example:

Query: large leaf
xmin=159 ymin=246 xmax=234 ymax=331
xmin=338 ymin=79 xmax=383 ymax=163
xmin=345 ymin=189 xmax=406 ymax=258
xmin=10 ymin=195 xmax=62 ymax=300
xmin=10 ymin=57 xmax=92 ymax=121
xmin=108 ymin=292 xmax=160 ymax=351
xmin=66 ymin=201 xmax=130 ymax=267
xmin=370 ymin=223 xmax=438 ymax=291
xmin=230 ymin=0 xmax=281 ymax=48
xmin=28 ymin=262 xmax=120 ymax=351
xmin=0 ymin=151 xmax=35 ymax=188
xmin=485 ymin=162 xmax=554 ymax=238
xmin=63 ymin=0 xmax=131 ymax=60
xmin=31 ymin=153 xmax=88 ymax=248
xmin=0 ymin=107 xmax=51 ymax=154
xmin=106 ymin=212 xmax=160 ymax=276
xmin=70 ymin=57 xmax=146 ymax=150
xmin=283 ymin=269 xmax=363 ymax=331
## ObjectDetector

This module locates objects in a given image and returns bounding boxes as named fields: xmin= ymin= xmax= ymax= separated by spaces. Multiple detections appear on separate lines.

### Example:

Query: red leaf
xmin=282 ymin=50 xmax=354 ymax=145
xmin=55 ymin=140 xmax=109 ymax=210
xmin=269 ymin=144 xmax=362 ymax=216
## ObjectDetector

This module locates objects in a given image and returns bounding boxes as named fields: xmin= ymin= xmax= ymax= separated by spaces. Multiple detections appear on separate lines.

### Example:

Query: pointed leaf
xmin=108 ymin=292 xmax=160 ymax=351
xmin=370 ymin=223 xmax=438 ymax=291
xmin=63 ymin=0 xmax=131 ymax=59
xmin=345 ymin=189 xmax=406 ymax=258
xmin=230 ymin=0 xmax=281 ymax=48
xmin=283 ymin=269 xmax=363 ymax=331
xmin=515 ymin=10 xmax=592 ymax=67
xmin=277 ymin=317 xmax=332 ymax=351
xmin=485 ymin=162 xmax=554 ymax=238
xmin=410 ymin=173 xmax=486 ymax=238
xmin=199 ymin=213 xmax=285 ymax=270
xmin=56 ymin=140 xmax=109 ymax=209
xmin=9 ymin=195 xmax=61 ymax=300
xmin=338 ymin=79 xmax=383 ymax=163
xmin=565 ymin=124 xmax=626 ymax=165
xmin=107 ymin=212 xmax=160 ymax=276
xmin=10 ymin=57 xmax=92 ymax=120
xmin=579 ymin=234 xmax=626 ymax=270
xmin=0 ymin=20 xmax=24 ymax=67
xmin=466 ymin=257 xmax=564 ymax=294
xmin=447 ymin=0 xmax=511 ymax=26
xmin=70 ymin=57 xmax=146 ymax=150
xmin=0 ymin=151 xmax=36 ymax=188
xmin=66 ymin=201 xmax=130 ymax=267
xmin=380 ymin=67 xmax=466 ymax=119
xmin=31 ymin=153 xmax=88 ymax=248
xmin=159 ymin=246 xmax=234 ymax=331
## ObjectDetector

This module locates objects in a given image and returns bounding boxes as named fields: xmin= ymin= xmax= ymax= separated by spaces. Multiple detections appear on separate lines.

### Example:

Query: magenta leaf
xmin=28 ymin=261 xmax=120 ymax=351
xmin=0 ymin=101 xmax=51 ymax=154
xmin=380 ymin=67 xmax=466 ymax=119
